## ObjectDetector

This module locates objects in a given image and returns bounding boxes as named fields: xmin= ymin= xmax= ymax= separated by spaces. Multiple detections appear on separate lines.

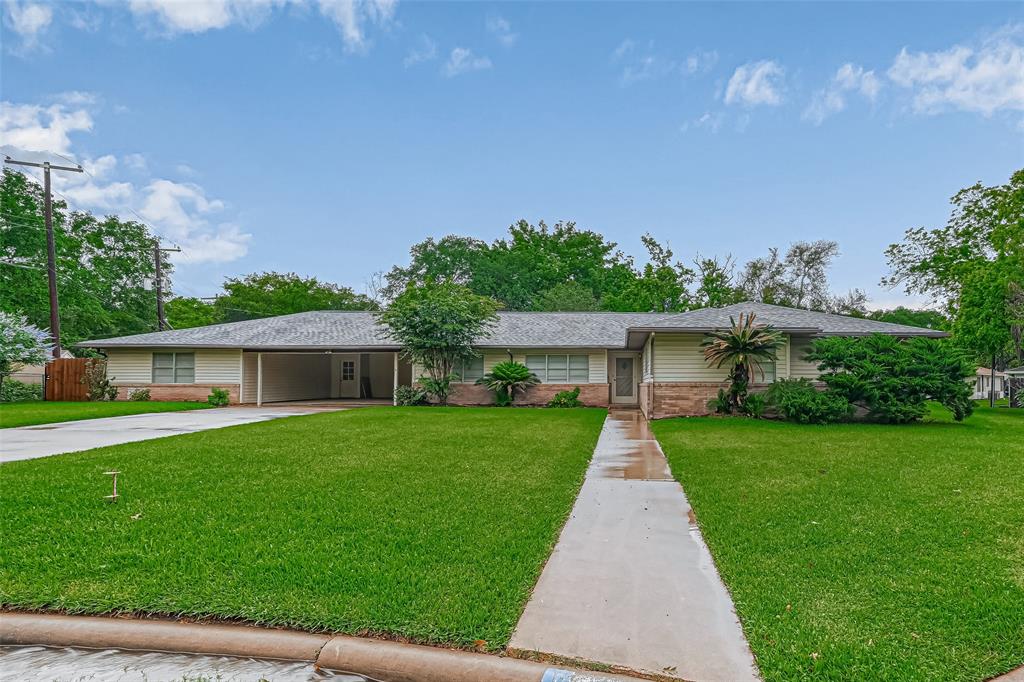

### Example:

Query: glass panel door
xmin=615 ymin=357 xmax=634 ymax=398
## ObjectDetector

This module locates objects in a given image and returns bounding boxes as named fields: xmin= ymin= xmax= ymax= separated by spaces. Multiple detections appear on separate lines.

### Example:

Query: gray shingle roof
xmin=79 ymin=311 xmax=669 ymax=350
xmin=78 ymin=302 xmax=945 ymax=351
xmin=637 ymin=302 xmax=947 ymax=337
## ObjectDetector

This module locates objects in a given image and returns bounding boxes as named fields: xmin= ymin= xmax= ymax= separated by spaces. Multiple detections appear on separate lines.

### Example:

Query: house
xmin=971 ymin=367 xmax=1008 ymax=400
xmin=77 ymin=301 xmax=946 ymax=419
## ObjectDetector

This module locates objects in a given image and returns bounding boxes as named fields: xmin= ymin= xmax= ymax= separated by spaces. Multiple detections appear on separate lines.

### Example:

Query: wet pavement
xmin=0 ymin=407 xmax=336 ymax=462
xmin=509 ymin=410 xmax=760 ymax=681
xmin=0 ymin=645 xmax=367 ymax=681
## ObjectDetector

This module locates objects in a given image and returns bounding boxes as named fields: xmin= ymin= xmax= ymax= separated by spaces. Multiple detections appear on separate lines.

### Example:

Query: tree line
xmin=1 ymin=166 xmax=1020 ymax=367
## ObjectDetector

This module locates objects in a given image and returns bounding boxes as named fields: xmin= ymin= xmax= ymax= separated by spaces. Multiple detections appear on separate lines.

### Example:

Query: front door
xmin=338 ymin=354 xmax=360 ymax=398
xmin=611 ymin=354 xmax=637 ymax=404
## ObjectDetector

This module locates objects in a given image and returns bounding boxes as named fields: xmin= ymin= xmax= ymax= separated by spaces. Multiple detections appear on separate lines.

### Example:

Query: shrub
xmin=128 ymin=388 xmax=151 ymax=401
xmin=701 ymin=312 xmax=783 ymax=412
xmin=477 ymin=361 xmax=539 ymax=406
xmin=81 ymin=359 xmax=119 ymax=401
xmin=766 ymin=379 xmax=851 ymax=424
xmin=0 ymin=379 xmax=42 ymax=403
xmin=207 ymin=387 xmax=230 ymax=407
xmin=547 ymin=386 xmax=582 ymax=408
xmin=708 ymin=388 xmax=731 ymax=415
xmin=808 ymin=334 xmax=975 ymax=423
xmin=394 ymin=385 xmax=428 ymax=406
xmin=742 ymin=392 xmax=767 ymax=418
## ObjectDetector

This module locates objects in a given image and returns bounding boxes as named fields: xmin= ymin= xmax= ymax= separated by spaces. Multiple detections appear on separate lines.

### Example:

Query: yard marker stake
xmin=103 ymin=471 xmax=120 ymax=503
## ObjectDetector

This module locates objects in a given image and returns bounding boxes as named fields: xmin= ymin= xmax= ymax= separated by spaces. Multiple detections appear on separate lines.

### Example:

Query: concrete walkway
xmin=0 ymin=406 xmax=334 ymax=463
xmin=509 ymin=410 xmax=759 ymax=681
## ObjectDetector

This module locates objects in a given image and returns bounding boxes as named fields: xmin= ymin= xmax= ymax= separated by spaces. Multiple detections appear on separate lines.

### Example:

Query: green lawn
xmin=0 ymin=407 xmax=606 ymax=648
xmin=651 ymin=406 xmax=1024 ymax=682
xmin=0 ymin=401 xmax=211 ymax=428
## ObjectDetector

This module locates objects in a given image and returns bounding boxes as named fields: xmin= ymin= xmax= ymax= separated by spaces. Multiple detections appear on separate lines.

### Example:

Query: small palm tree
xmin=477 ymin=360 xmax=539 ymax=406
xmin=701 ymin=312 xmax=782 ymax=412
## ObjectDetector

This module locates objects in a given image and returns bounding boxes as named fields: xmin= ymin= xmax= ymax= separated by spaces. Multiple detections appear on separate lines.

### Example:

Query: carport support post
xmin=257 ymin=352 xmax=263 ymax=407
xmin=393 ymin=352 xmax=398 ymax=406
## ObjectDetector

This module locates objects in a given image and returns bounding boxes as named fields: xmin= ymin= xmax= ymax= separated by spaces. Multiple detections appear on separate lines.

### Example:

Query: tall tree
xmin=784 ymin=240 xmax=840 ymax=309
xmin=883 ymin=169 xmax=1023 ymax=364
xmin=0 ymin=169 xmax=162 ymax=345
xmin=214 ymin=271 xmax=378 ymax=322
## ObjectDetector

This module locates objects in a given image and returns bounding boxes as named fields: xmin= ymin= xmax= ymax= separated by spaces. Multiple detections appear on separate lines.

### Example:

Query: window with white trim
xmin=755 ymin=355 xmax=776 ymax=383
xmin=525 ymin=354 xmax=589 ymax=383
xmin=452 ymin=356 xmax=484 ymax=382
xmin=152 ymin=352 xmax=195 ymax=383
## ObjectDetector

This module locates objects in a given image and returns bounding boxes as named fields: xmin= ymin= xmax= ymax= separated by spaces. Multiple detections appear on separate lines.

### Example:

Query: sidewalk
xmin=509 ymin=410 xmax=759 ymax=681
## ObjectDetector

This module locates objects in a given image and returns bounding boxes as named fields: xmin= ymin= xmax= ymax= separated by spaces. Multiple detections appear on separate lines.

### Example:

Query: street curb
xmin=0 ymin=612 xmax=644 ymax=682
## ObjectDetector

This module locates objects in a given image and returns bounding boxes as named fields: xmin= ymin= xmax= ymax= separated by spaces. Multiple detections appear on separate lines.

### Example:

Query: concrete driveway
xmin=0 ymin=407 xmax=333 ymax=463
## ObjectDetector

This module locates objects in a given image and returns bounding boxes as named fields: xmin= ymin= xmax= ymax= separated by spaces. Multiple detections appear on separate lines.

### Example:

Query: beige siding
xmin=107 ymin=348 xmax=242 ymax=385
xmin=641 ymin=335 xmax=654 ymax=382
xmin=242 ymin=352 xmax=258 ymax=403
xmin=418 ymin=349 xmax=608 ymax=384
xmin=195 ymin=349 xmax=242 ymax=384
xmin=653 ymin=333 xmax=731 ymax=382
xmin=106 ymin=349 xmax=153 ymax=383
xmin=789 ymin=335 xmax=821 ymax=380
xmin=259 ymin=353 xmax=331 ymax=403
xmin=775 ymin=334 xmax=790 ymax=380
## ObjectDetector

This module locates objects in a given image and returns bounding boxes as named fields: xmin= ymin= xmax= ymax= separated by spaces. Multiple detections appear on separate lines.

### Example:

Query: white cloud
xmin=0 ymin=102 xmax=93 ymax=154
xmin=681 ymin=111 xmax=724 ymax=134
xmin=486 ymin=15 xmax=517 ymax=47
xmin=724 ymin=60 xmax=785 ymax=107
xmin=611 ymin=39 xmax=633 ymax=61
xmin=3 ymin=1 xmax=53 ymax=52
xmin=684 ymin=49 xmax=718 ymax=75
xmin=125 ymin=0 xmax=396 ymax=52
xmin=403 ymin=34 xmax=436 ymax=67
xmin=316 ymin=0 xmax=397 ymax=52
xmin=803 ymin=63 xmax=881 ymax=125
xmin=123 ymin=153 xmax=148 ymax=172
xmin=1 ymin=97 xmax=249 ymax=264
xmin=443 ymin=47 xmax=491 ymax=77
xmin=888 ymin=24 xmax=1024 ymax=115
xmin=176 ymin=163 xmax=198 ymax=177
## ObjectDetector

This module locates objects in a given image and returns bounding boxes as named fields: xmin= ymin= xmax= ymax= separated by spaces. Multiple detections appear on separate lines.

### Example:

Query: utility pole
xmin=4 ymin=156 xmax=83 ymax=358
xmin=154 ymin=242 xmax=181 ymax=331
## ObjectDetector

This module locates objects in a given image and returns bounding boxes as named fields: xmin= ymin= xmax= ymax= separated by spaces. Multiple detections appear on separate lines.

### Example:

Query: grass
xmin=651 ymin=406 xmax=1024 ymax=682
xmin=0 ymin=407 xmax=606 ymax=648
xmin=0 ymin=401 xmax=211 ymax=429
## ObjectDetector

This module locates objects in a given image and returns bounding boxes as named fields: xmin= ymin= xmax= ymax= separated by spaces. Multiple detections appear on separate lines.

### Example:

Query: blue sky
xmin=2 ymin=1 xmax=1022 ymax=307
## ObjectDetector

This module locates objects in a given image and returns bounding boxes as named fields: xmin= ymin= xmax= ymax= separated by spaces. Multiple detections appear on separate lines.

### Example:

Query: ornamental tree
xmin=378 ymin=281 xmax=498 ymax=405
xmin=0 ymin=311 xmax=50 ymax=395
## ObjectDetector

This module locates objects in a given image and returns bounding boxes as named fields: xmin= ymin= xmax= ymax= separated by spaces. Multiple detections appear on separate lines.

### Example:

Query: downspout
xmin=393 ymin=352 xmax=399 ymax=406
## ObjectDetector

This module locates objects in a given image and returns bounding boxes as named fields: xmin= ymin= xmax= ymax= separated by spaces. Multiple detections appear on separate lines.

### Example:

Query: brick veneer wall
xmin=643 ymin=382 xmax=782 ymax=418
xmin=115 ymin=383 xmax=240 ymax=404
xmin=447 ymin=382 xmax=610 ymax=407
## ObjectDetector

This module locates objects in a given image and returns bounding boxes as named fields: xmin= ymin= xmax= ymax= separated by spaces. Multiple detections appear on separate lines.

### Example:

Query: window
xmin=152 ymin=352 xmax=194 ymax=383
xmin=452 ymin=356 xmax=484 ymax=382
xmin=756 ymin=356 xmax=776 ymax=383
xmin=342 ymin=361 xmax=355 ymax=381
xmin=525 ymin=354 xmax=589 ymax=383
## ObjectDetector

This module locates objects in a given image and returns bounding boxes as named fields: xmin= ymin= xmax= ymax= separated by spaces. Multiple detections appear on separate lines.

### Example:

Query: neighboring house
xmin=971 ymin=367 xmax=1007 ymax=400
xmin=8 ymin=349 xmax=75 ymax=385
xmin=77 ymin=301 xmax=946 ymax=418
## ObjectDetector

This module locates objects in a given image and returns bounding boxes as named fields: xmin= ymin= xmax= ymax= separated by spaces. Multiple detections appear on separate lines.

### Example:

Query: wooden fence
xmin=44 ymin=358 xmax=90 ymax=401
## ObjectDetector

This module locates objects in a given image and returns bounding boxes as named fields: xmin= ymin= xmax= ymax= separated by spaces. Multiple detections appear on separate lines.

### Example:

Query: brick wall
xmin=447 ymin=382 xmax=610 ymax=407
xmin=116 ymin=383 xmax=240 ymax=404
xmin=645 ymin=382 xmax=783 ymax=418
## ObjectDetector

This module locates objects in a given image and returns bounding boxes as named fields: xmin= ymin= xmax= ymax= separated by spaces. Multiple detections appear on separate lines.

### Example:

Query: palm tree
xmin=701 ymin=312 xmax=782 ymax=412
xmin=476 ymin=360 xmax=539 ymax=406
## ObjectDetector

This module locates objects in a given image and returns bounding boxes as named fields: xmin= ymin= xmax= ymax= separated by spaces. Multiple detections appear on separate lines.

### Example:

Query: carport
xmin=242 ymin=351 xmax=413 ymax=406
